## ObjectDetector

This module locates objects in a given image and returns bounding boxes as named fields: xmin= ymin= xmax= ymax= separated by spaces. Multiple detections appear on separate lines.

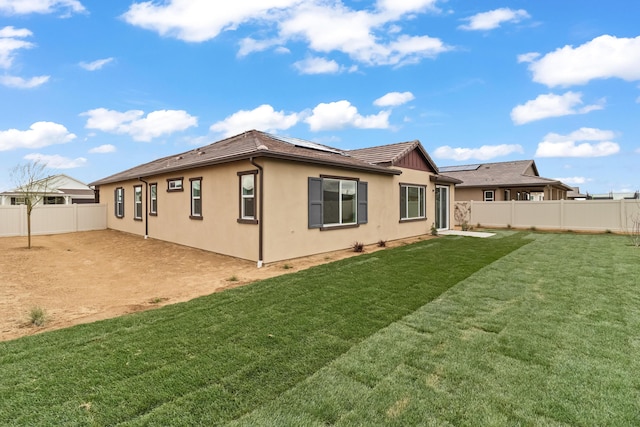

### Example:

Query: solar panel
xmin=269 ymin=134 xmax=344 ymax=155
xmin=439 ymin=164 xmax=481 ymax=172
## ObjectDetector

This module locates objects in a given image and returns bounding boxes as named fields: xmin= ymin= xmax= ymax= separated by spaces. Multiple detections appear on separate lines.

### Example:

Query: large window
xmin=149 ymin=183 xmax=157 ymax=215
xmin=239 ymin=172 xmax=256 ymax=221
xmin=114 ymin=187 xmax=124 ymax=218
xmin=400 ymin=184 xmax=425 ymax=221
xmin=167 ymin=177 xmax=183 ymax=192
xmin=190 ymin=178 xmax=202 ymax=219
xmin=308 ymin=177 xmax=367 ymax=229
xmin=134 ymin=185 xmax=143 ymax=220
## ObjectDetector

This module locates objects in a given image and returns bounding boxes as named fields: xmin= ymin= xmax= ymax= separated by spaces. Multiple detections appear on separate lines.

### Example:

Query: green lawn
xmin=1 ymin=232 xmax=639 ymax=426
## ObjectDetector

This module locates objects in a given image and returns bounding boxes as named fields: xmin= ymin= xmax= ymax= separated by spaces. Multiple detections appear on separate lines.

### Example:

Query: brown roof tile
xmin=90 ymin=130 xmax=401 ymax=186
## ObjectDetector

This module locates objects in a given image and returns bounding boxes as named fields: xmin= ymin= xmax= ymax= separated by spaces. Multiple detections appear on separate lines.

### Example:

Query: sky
xmin=1 ymin=0 xmax=639 ymax=195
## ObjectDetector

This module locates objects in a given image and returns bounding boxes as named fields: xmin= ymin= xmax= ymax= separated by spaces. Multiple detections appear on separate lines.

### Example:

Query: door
xmin=435 ymin=185 xmax=449 ymax=230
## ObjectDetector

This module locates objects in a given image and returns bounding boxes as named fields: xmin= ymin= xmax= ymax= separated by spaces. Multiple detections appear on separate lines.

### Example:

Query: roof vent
xmin=198 ymin=151 xmax=205 ymax=155
xmin=256 ymin=144 xmax=268 ymax=151
xmin=176 ymin=156 xmax=183 ymax=160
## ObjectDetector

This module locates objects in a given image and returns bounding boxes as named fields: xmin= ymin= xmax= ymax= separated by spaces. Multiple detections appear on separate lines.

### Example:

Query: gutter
xmin=138 ymin=177 xmax=149 ymax=239
xmin=249 ymin=158 xmax=264 ymax=268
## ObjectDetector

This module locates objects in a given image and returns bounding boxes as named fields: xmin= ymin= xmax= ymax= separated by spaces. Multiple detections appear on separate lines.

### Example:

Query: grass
xmin=1 ymin=232 xmax=638 ymax=425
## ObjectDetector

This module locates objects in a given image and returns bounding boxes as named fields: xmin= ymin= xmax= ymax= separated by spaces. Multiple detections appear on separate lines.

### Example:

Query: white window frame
xmin=149 ymin=183 xmax=157 ymax=215
xmin=484 ymin=190 xmax=495 ymax=202
xmin=400 ymin=184 xmax=426 ymax=221
xmin=322 ymin=178 xmax=357 ymax=227
xmin=240 ymin=173 xmax=255 ymax=220
xmin=134 ymin=185 xmax=143 ymax=220
xmin=190 ymin=178 xmax=202 ymax=218
xmin=167 ymin=178 xmax=183 ymax=191
xmin=115 ymin=187 xmax=124 ymax=218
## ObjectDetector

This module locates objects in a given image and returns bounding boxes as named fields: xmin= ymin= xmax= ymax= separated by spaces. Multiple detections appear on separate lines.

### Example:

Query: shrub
xmin=461 ymin=221 xmax=469 ymax=231
xmin=430 ymin=224 xmax=438 ymax=236
xmin=29 ymin=306 xmax=46 ymax=327
xmin=282 ymin=264 xmax=292 ymax=270
xmin=352 ymin=241 xmax=364 ymax=252
xmin=228 ymin=275 xmax=238 ymax=282
xmin=377 ymin=239 xmax=387 ymax=248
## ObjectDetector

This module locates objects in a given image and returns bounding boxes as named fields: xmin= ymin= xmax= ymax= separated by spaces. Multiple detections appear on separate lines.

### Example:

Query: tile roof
xmin=90 ymin=130 xmax=402 ymax=186
xmin=347 ymin=140 xmax=440 ymax=172
xmin=439 ymin=160 xmax=571 ymax=189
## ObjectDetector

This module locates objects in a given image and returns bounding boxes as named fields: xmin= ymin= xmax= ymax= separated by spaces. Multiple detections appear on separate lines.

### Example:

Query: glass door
xmin=435 ymin=185 xmax=449 ymax=230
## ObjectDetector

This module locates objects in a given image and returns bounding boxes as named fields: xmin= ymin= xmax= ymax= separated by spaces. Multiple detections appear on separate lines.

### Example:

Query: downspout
xmin=138 ymin=177 xmax=149 ymax=239
xmin=249 ymin=158 xmax=264 ymax=268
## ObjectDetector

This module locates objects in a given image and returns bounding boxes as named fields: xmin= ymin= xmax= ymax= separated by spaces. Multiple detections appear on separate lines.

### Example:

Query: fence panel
xmin=461 ymin=200 xmax=640 ymax=232
xmin=0 ymin=204 xmax=107 ymax=237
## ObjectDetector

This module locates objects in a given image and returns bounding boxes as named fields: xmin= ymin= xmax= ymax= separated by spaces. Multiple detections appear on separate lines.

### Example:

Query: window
xmin=134 ymin=185 xmax=143 ymax=220
xmin=484 ymin=190 xmax=495 ymax=202
xmin=308 ymin=177 xmax=367 ymax=229
xmin=504 ymin=189 xmax=511 ymax=201
xmin=44 ymin=196 xmax=65 ymax=205
xmin=239 ymin=172 xmax=256 ymax=221
xmin=11 ymin=197 xmax=26 ymax=205
xmin=167 ymin=178 xmax=183 ymax=192
xmin=149 ymin=183 xmax=157 ymax=215
xmin=114 ymin=187 xmax=124 ymax=218
xmin=400 ymin=184 xmax=426 ymax=221
xmin=190 ymin=178 xmax=202 ymax=219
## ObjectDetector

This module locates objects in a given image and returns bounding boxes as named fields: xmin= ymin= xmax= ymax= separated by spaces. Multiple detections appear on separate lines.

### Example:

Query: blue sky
xmin=1 ymin=0 xmax=639 ymax=195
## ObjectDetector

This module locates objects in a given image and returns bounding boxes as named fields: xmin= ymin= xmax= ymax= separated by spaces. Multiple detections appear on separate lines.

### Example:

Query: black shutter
xmin=308 ymin=177 xmax=323 ymax=228
xmin=357 ymin=181 xmax=368 ymax=224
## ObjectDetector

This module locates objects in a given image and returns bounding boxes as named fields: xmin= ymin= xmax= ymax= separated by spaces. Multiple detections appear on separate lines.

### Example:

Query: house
xmin=90 ymin=130 xmax=458 ymax=265
xmin=567 ymin=187 xmax=588 ymax=200
xmin=439 ymin=160 xmax=572 ymax=202
xmin=0 ymin=174 xmax=96 ymax=206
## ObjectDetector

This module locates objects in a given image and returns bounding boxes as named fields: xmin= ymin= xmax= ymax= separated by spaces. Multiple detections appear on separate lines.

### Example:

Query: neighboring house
xmin=90 ymin=130 xmax=458 ymax=265
xmin=0 ymin=174 xmax=96 ymax=206
xmin=439 ymin=160 xmax=572 ymax=202
xmin=589 ymin=191 xmax=640 ymax=200
xmin=567 ymin=187 xmax=588 ymax=200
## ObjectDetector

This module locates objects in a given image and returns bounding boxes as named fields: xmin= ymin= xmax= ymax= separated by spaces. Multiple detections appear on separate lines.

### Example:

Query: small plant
xmin=461 ymin=221 xmax=469 ymax=231
xmin=476 ymin=223 xmax=481 ymax=229
xmin=228 ymin=275 xmax=238 ymax=282
xmin=29 ymin=306 xmax=47 ymax=327
xmin=530 ymin=226 xmax=537 ymax=231
xmin=377 ymin=239 xmax=387 ymax=247
xmin=454 ymin=202 xmax=471 ymax=229
xmin=430 ymin=224 xmax=438 ymax=236
xmin=605 ymin=229 xmax=612 ymax=234
xmin=282 ymin=264 xmax=292 ymax=270
xmin=150 ymin=297 xmax=168 ymax=304
xmin=507 ymin=224 xmax=512 ymax=229
xmin=352 ymin=241 xmax=364 ymax=252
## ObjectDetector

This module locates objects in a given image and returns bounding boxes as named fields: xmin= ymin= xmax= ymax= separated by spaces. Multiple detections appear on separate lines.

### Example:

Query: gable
xmin=395 ymin=148 xmax=436 ymax=173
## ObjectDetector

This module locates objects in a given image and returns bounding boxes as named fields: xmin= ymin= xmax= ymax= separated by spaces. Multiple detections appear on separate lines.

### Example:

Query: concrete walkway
xmin=439 ymin=229 xmax=496 ymax=238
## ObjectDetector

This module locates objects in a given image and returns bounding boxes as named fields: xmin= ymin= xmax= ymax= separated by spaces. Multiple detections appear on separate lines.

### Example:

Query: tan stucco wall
xmin=98 ymin=161 xmax=260 ymax=261
xmin=97 ymin=158 xmax=454 ymax=264
xmin=259 ymin=159 xmax=442 ymax=263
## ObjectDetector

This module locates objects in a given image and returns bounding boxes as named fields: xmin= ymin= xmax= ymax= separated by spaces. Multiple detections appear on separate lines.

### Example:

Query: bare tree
xmin=10 ymin=161 xmax=57 ymax=249
xmin=627 ymin=199 xmax=640 ymax=248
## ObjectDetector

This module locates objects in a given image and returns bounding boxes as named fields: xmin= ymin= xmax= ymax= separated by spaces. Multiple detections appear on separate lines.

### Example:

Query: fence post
xmin=510 ymin=200 xmax=515 ymax=227
xmin=620 ymin=199 xmax=626 ymax=232
xmin=73 ymin=204 xmax=79 ymax=232
xmin=19 ymin=204 xmax=26 ymax=236
xmin=560 ymin=199 xmax=564 ymax=230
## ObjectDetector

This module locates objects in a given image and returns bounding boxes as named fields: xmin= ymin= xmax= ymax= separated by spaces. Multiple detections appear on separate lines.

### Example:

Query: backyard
xmin=0 ymin=231 xmax=638 ymax=425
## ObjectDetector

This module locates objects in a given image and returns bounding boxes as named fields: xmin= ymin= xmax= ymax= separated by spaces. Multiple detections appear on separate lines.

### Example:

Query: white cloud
xmin=79 ymin=57 xmax=114 ymax=71
xmin=293 ymin=57 xmax=341 ymax=74
xmin=24 ymin=153 xmax=87 ymax=169
xmin=0 ymin=75 xmax=49 ymax=88
xmin=433 ymin=144 xmax=523 ymax=161
xmin=82 ymin=108 xmax=197 ymax=142
xmin=554 ymin=176 xmax=589 ymax=185
xmin=459 ymin=8 xmax=529 ymax=31
xmin=123 ymin=0 xmax=451 ymax=67
xmin=517 ymin=52 xmax=539 ymax=63
xmin=210 ymin=104 xmax=300 ymax=137
xmin=305 ymin=100 xmax=390 ymax=131
xmin=88 ymin=144 xmax=116 ymax=154
xmin=374 ymin=91 xmax=415 ymax=107
xmin=511 ymin=91 xmax=604 ymax=125
xmin=535 ymin=127 xmax=620 ymax=158
xmin=527 ymin=35 xmax=640 ymax=87
xmin=0 ymin=26 xmax=34 ymax=69
xmin=0 ymin=122 xmax=76 ymax=151
xmin=0 ymin=0 xmax=85 ymax=15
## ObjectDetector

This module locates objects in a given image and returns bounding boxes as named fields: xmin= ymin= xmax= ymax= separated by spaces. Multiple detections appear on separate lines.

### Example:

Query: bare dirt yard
xmin=1 ymin=229 xmax=426 ymax=342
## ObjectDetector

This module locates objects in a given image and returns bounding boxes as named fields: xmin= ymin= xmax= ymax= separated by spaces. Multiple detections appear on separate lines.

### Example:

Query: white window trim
xmin=149 ymin=183 xmax=157 ymax=214
xmin=190 ymin=178 xmax=202 ymax=218
xmin=484 ymin=190 xmax=495 ymax=202
xmin=323 ymin=178 xmax=357 ymax=227
xmin=134 ymin=185 xmax=143 ymax=220
xmin=241 ymin=174 xmax=255 ymax=220
xmin=115 ymin=187 xmax=124 ymax=218
xmin=400 ymin=184 xmax=426 ymax=220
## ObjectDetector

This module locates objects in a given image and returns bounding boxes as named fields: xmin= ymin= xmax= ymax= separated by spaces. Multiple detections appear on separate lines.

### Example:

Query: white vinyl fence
xmin=0 ymin=204 xmax=107 ymax=237
xmin=457 ymin=199 xmax=640 ymax=233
